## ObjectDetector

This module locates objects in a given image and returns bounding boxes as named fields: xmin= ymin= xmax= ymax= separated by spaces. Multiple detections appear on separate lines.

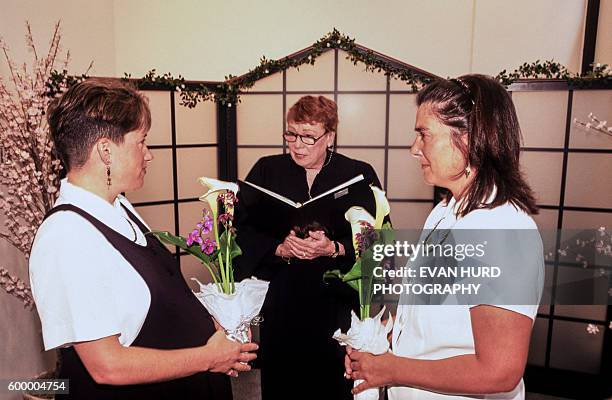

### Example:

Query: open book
xmin=242 ymin=175 xmax=364 ymax=208
xmin=238 ymin=174 xmax=374 ymax=238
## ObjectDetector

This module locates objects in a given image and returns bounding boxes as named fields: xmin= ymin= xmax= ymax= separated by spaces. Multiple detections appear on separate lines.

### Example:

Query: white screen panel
xmin=175 ymin=97 xmax=217 ymax=144
xmin=513 ymin=91 xmax=568 ymax=148
xmin=176 ymin=147 xmax=218 ymax=199
xmin=562 ymin=211 xmax=612 ymax=229
xmin=246 ymin=71 xmax=283 ymax=92
xmin=142 ymin=91 xmax=172 ymax=146
xmin=389 ymin=94 xmax=418 ymax=147
xmin=565 ymin=153 xmax=612 ymax=208
xmin=520 ymin=151 xmax=563 ymax=205
xmin=134 ymin=203 xmax=174 ymax=234
xmin=337 ymin=51 xmax=387 ymax=91
xmin=390 ymin=77 xmax=416 ymax=91
xmin=237 ymin=148 xmax=283 ymax=181
xmin=336 ymin=95 xmax=386 ymax=146
xmin=569 ymin=90 xmax=612 ymax=149
xmin=286 ymin=50 xmax=335 ymax=92
xmin=337 ymin=149 xmax=385 ymax=187
xmin=388 ymin=202 xmax=433 ymax=230
xmin=237 ymin=95 xmax=283 ymax=145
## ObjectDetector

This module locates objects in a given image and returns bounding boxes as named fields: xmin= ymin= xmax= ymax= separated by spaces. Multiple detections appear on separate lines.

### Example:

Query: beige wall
xmin=0 ymin=0 xmax=116 ymax=78
xmin=2 ymin=0 xmax=605 ymax=80
xmin=595 ymin=0 xmax=612 ymax=65
xmin=111 ymin=0 xmax=592 ymax=80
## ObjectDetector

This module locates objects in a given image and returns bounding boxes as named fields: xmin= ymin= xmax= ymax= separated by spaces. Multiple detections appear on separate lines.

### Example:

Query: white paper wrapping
xmin=192 ymin=277 xmax=269 ymax=343
xmin=333 ymin=307 xmax=393 ymax=400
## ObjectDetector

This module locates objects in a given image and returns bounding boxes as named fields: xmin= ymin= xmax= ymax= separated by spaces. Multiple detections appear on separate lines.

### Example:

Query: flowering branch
xmin=0 ymin=21 xmax=73 ymax=308
xmin=574 ymin=113 xmax=612 ymax=138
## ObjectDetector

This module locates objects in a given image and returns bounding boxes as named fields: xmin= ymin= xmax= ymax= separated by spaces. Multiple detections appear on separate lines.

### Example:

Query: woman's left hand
xmin=285 ymin=230 xmax=334 ymax=260
xmin=346 ymin=349 xmax=395 ymax=394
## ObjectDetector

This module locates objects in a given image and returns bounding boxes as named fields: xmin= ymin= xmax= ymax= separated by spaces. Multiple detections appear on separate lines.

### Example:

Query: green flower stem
xmin=225 ymin=229 xmax=233 ymax=294
xmin=212 ymin=216 xmax=228 ymax=294
xmin=202 ymin=261 xmax=223 ymax=293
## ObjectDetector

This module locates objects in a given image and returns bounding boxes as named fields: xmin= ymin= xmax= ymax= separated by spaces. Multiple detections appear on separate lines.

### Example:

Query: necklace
xmin=422 ymin=200 xmax=460 ymax=245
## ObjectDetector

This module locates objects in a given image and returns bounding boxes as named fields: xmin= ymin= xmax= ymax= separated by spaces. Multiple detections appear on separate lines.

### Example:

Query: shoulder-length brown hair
xmin=416 ymin=74 xmax=538 ymax=216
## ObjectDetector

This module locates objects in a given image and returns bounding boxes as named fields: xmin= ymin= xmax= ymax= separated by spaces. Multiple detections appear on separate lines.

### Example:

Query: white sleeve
xmin=463 ymin=229 xmax=544 ymax=321
xmin=30 ymin=212 xmax=124 ymax=350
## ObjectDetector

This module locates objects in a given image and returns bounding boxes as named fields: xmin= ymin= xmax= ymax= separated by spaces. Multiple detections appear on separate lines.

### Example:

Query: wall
xmin=595 ymin=0 xmax=612 ymax=65
xmin=0 ymin=0 xmax=116 ymax=78
xmin=112 ymin=0 xmax=592 ymax=81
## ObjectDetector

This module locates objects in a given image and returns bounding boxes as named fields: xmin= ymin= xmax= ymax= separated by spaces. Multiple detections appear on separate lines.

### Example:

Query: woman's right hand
xmin=275 ymin=230 xmax=298 ymax=258
xmin=204 ymin=330 xmax=258 ymax=374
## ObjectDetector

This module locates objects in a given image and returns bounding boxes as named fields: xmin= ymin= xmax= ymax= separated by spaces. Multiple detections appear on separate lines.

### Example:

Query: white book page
xmin=243 ymin=174 xmax=365 ymax=209
xmin=302 ymin=174 xmax=364 ymax=206
xmin=242 ymin=181 xmax=300 ymax=208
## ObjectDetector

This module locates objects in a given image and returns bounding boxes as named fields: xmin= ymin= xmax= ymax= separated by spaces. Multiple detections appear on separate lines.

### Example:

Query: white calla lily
xmin=345 ymin=206 xmax=375 ymax=255
xmin=198 ymin=177 xmax=239 ymax=218
xmin=370 ymin=185 xmax=390 ymax=229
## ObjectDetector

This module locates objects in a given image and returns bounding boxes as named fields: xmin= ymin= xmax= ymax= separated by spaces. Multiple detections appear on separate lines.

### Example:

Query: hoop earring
xmin=106 ymin=164 xmax=112 ymax=189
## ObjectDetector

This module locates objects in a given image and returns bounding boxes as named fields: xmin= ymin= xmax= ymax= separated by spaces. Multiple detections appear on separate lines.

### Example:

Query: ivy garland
xmin=496 ymin=60 xmax=611 ymax=87
xmin=46 ymin=29 xmax=611 ymax=108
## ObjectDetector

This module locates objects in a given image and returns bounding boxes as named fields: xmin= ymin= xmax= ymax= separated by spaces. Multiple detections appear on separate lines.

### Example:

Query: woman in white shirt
xmin=29 ymin=79 xmax=257 ymax=399
xmin=345 ymin=74 xmax=544 ymax=400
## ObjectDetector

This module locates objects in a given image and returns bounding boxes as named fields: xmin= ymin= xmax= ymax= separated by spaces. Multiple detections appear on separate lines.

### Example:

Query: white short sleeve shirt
xmin=389 ymin=197 xmax=544 ymax=400
xmin=29 ymin=179 xmax=153 ymax=351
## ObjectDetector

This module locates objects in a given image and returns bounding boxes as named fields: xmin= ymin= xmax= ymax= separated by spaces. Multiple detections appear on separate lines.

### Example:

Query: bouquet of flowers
xmin=326 ymin=185 xmax=394 ymax=400
xmin=151 ymin=177 xmax=268 ymax=343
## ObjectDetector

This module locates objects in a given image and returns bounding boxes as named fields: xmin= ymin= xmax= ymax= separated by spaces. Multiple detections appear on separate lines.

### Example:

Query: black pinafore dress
xmin=45 ymin=204 xmax=232 ymax=399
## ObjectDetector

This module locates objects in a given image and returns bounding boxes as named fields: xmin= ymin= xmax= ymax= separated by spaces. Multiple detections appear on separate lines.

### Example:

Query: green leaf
xmin=323 ymin=267 xmax=360 ymax=292
xmin=148 ymin=231 xmax=213 ymax=262
xmin=219 ymin=230 xmax=242 ymax=260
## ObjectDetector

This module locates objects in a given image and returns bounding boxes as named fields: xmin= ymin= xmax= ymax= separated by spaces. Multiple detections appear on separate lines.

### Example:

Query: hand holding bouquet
xmin=151 ymin=177 xmax=268 ymax=343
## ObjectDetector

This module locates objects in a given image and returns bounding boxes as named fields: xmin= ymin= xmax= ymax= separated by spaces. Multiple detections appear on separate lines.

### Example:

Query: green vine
xmin=46 ymin=30 xmax=611 ymax=109
xmin=123 ymin=70 xmax=215 ymax=108
xmin=496 ymin=59 xmax=611 ymax=87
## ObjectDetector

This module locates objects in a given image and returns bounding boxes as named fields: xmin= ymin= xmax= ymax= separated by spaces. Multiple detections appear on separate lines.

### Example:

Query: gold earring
xmin=106 ymin=164 xmax=112 ymax=188
xmin=465 ymin=165 xmax=471 ymax=178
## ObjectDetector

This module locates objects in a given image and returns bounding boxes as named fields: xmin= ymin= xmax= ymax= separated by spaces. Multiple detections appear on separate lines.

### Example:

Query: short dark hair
xmin=416 ymin=74 xmax=538 ymax=216
xmin=47 ymin=78 xmax=151 ymax=171
xmin=287 ymin=95 xmax=338 ymax=133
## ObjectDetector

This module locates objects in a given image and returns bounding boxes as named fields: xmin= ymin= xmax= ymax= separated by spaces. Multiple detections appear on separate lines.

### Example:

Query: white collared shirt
xmin=29 ymin=179 xmax=152 ymax=350
xmin=389 ymin=197 xmax=544 ymax=400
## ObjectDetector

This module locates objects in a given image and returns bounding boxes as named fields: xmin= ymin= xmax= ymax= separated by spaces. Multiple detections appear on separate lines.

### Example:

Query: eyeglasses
xmin=283 ymin=131 xmax=328 ymax=145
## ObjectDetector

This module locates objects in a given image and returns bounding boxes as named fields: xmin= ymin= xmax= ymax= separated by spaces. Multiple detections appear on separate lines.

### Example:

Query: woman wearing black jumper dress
xmin=234 ymin=96 xmax=382 ymax=400
xmin=29 ymin=79 xmax=258 ymax=399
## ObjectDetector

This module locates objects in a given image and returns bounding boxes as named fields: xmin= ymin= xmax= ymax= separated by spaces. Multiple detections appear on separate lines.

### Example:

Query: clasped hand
xmin=277 ymin=230 xmax=334 ymax=260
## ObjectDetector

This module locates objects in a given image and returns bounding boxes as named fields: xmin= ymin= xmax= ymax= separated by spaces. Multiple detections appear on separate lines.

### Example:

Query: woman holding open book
xmin=235 ymin=95 xmax=384 ymax=400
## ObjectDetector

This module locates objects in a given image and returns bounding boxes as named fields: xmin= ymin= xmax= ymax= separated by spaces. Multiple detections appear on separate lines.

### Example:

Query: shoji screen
xmin=513 ymin=87 xmax=611 ymax=378
xmin=126 ymin=90 xmax=219 ymax=290
xmin=236 ymin=49 xmax=434 ymax=230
